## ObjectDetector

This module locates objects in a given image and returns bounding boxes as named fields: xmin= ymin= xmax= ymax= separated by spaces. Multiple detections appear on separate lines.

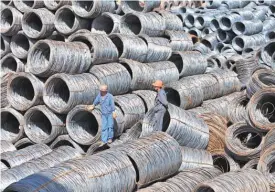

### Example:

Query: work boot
xmin=107 ymin=139 xmax=112 ymax=144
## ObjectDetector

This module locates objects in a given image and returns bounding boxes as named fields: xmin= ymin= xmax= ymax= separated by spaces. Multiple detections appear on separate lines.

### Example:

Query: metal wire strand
xmin=91 ymin=12 xmax=121 ymax=35
xmin=132 ymin=90 xmax=157 ymax=112
xmin=27 ymin=40 xmax=92 ymax=77
xmin=55 ymin=5 xmax=90 ymax=36
xmin=72 ymin=0 xmax=116 ymax=19
xmin=44 ymin=0 xmax=71 ymax=11
xmin=121 ymin=0 xmax=161 ymax=13
xmin=68 ymin=31 xmax=119 ymax=65
xmin=13 ymin=0 xmax=44 ymax=13
xmin=118 ymin=120 xmax=142 ymax=143
xmin=1 ymin=72 xmax=14 ymax=108
xmin=164 ymin=30 xmax=193 ymax=52
xmin=44 ymin=73 xmax=100 ymax=114
xmin=24 ymin=105 xmax=67 ymax=144
xmin=262 ymin=128 xmax=275 ymax=154
xmin=0 ymin=6 xmax=23 ymax=36
xmin=1 ymin=146 xmax=82 ymax=191
xmin=0 ymin=143 xmax=51 ymax=168
xmin=259 ymin=40 xmax=275 ymax=69
xmin=109 ymin=33 xmax=148 ymax=62
xmin=89 ymin=63 xmax=131 ymax=95
xmin=212 ymin=151 xmax=240 ymax=172
xmin=14 ymin=137 xmax=34 ymax=150
xmin=142 ymin=104 xmax=209 ymax=149
xmin=201 ymin=32 xmax=219 ymax=51
xmin=7 ymin=72 xmax=44 ymax=111
xmin=139 ymin=34 xmax=172 ymax=62
xmin=247 ymin=87 xmax=275 ymax=132
xmin=194 ymin=169 xmax=270 ymax=192
xmin=1 ymin=53 xmax=25 ymax=77
xmin=22 ymin=8 xmax=55 ymax=39
xmin=0 ymin=140 xmax=16 ymax=154
xmin=242 ymin=158 xmax=259 ymax=170
xmin=1 ymin=107 xmax=24 ymax=144
xmin=1 ymin=35 xmax=11 ymax=58
xmin=157 ymin=10 xmax=183 ymax=30
xmin=232 ymin=20 xmax=263 ymax=35
xmin=50 ymin=135 xmax=86 ymax=154
xmin=120 ymin=12 xmax=166 ymax=37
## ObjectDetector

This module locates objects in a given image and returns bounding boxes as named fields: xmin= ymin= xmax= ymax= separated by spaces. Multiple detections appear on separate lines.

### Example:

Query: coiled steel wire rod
xmin=212 ymin=151 xmax=240 ymax=172
xmin=164 ymin=30 xmax=193 ymax=51
xmin=201 ymin=32 xmax=219 ymax=51
xmin=219 ymin=13 xmax=243 ymax=31
xmin=232 ymin=34 xmax=268 ymax=52
xmin=262 ymin=128 xmax=275 ymax=153
xmin=194 ymin=15 xmax=213 ymax=29
xmin=232 ymin=20 xmax=263 ymax=35
xmin=22 ymin=8 xmax=55 ymax=39
xmin=139 ymin=34 xmax=172 ymax=62
xmin=120 ymin=12 xmax=166 ymax=37
xmin=72 ymin=0 xmax=115 ymax=18
xmin=132 ymin=90 xmax=156 ymax=112
xmin=89 ymin=63 xmax=131 ymax=95
xmin=1 ymin=53 xmax=25 ymax=76
xmin=121 ymin=0 xmax=161 ymax=13
xmin=118 ymin=121 xmax=142 ymax=143
xmin=14 ymin=137 xmax=34 ymax=150
xmin=66 ymin=105 xmax=102 ymax=145
xmin=24 ymin=105 xmax=66 ymax=144
xmin=1 ymin=107 xmax=24 ymax=143
xmin=1 ymin=161 xmax=8 ymax=171
xmin=202 ymin=27 xmax=214 ymax=38
xmin=44 ymin=0 xmax=71 ymax=11
xmin=1 ymin=72 xmax=14 ymax=108
xmin=184 ymin=13 xmax=199 ymax=28
xmin=7 ymin=72 xmax=44 ymax=111
xmin=27 ymin=40 xmax=92 ymax=77
xmin=0 ymin=6 xmax=22 ymax=36
xmin=262 ymin=16 xmax=275 ymax=32
xmin=0 ymin=140 xmax=16 ymax=154
xmin=194 ymin=169 xmax=270 ymax=192
xmin=253 ymin=9 xmax=268 ymax=21
xmin=242 ymin=158 xmax=259 ymax=169
xmin=68 ymin=31 xmax=119 ymax=65
xmin=157 ymin=10 xmax=183 ymax=30
xmin=1 ymin=35 xmax=11 ymax=58
xmin=1 ymin=146 xmax=82 ymax=191
xmin=55 ymin=5 xmax=90 ymax=36
xmin=247 ymin=88 xmax=275 ymax=132
xmin=50 ymin=134 xmax=86 ymax=153
xmin=1 ymin=0 xmax=13 ymax=6
xmin=109 ymin=33 xmax=148 ymax=62
xmin=259 ymin=40 xmax=275 ymax=69
xmin=1 ymin=143 xmax=51 ymax=168
xmin=13 ymin=0 xmax=44 ymax=13
xmin=188 ymin=27 xmax=202 ymax=38
xmin=142 ymin=104 xmax=209 ymax=149
xmin=91 ymin=12 xmax=121 ymax=35
xmin=217 ymin=29 xmax=235 ymax=43
xmin=192 ymin=42 xmax=212 ymax=55
xmin=44 ymin=73 xmax=100 ymax=114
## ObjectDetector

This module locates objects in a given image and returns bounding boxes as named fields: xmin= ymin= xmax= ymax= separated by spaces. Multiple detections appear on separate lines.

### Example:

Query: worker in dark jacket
xmin=152 ymin=80 xmax=168 ymax=131
xmin=86 ymin=85 xmax=116 ymax=145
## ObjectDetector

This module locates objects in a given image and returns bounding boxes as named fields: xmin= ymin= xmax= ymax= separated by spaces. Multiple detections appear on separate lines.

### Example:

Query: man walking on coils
xmin=86 ymin=85 xmax=116 ymax=145
xmin=152 ymin=80 xmax=168 ymax=130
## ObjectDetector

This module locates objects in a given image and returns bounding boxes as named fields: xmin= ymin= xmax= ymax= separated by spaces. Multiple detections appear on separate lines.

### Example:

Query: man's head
xmin=99 ymin=84 xmax=108 ymax=96
xmin=152 ymin=80 xmax=163 ymax=91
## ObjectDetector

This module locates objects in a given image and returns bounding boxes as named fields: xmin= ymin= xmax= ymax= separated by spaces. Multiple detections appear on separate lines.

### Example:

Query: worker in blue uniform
xmin=152 ymin=80 xmax=168 ymax=131
xmin=86 ymin=85 xmax=116 ymax=145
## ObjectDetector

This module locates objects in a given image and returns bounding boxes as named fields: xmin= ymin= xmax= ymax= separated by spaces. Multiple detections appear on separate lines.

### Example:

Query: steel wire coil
xmin=210 ymin=13 xmax=227 ymax=31
xmin=139 ymin=34 xmax=172 ymax=62
xmin=164 ymin=30 xmax=193 ymax=52
xmin=194 ymin=15 xmax=213 ymax=29
xmin=260 ymin=40 xmax=275 ymax=68
xmin=13 ymin=0 xmax=44 ymax=13
xmin=1 ymin=0 xmax=13 ymax=6
xmin=1 ymin=146 xmax=82 ymax=191
xmin=184 ymin=13 xmax=199 ymax=28
xmin=132 ymin=90 xmax=156 ymax=112
xmin=262 ymin=128 xmax=275 ymax=153
xmin=142 ymin=104 xmax=209 ymax=149
xmin=4 ymin=149 xmax=136 ymax=192
xmin=221 ymin=44 xmax=237 ymax=54
xmin=119 ymin=121 xmax=142 ymax=143
xmin=1 ymin=35 xmax=11 ymax=58
xmin=206 ymin=0 xmax=222 ymax=9
xmin=10 ymin=31 xmax=36 ymax=59
xmin=121 ymin=0 xmax=161 ymax=13
xmin=44 ymin=73 xmax=100 ymax=114
xmin=146 ymin=61 xmax=179 ymax=85
xmin=14 ymin=137 xmax=34 ymax=150
xmin=1 ymin=107 xmax=24 ymax=143
xmin=50 ymin=134 xmax=86 ymax=153
xmin=232 ymin=34 xmax=267 ymax=52
xmin=48 ymin=30 xmax=67 ymax=42
xmin=245 ymin=1 xmax=258 ymax=8
xmin=212 ymin=151 xmax=240 ymax=172
xmin=263 ymin=30 xmax=275 ymax=41
xmin=44 ymin=0 xmax=71 ymax=11
xmin=217 ymin=29 xmax=235 ymax=43
xmin=253 ymin=9 xmax=268 ymax=21
xmin=24 ymin=105 xmax=66 ymax=144
xmin=207 ymin=54 xmax=227 ymax=70
xmin=214 ymin=42 xmax=225 ymax=53
xmin=91 ymin=12 xmax=121 ymax=35
xmin=1 ymin=72 xmax=14 ymax=108
xmin=89 ymin=63 xmax=131 ymax=95
xmin=27 ymin=40 xmax=92 ymax=77
xmin=194 ymin=169 xmax=270 ymax=192
xmin=157 ymin=11 xmax=183 ymax=30
xmin=120 ymin=12 xmax=166 ymax=37
xmin=225 ymin=121 xmax=264 ymax=161
xmin=68 ymin=31 xmax=118 ymax=65
xmin=263 ymin=17 xmax=275 ymax=31
xmin=22 ymin=8 xmax=55 ymax=39
xmin=242 ymin=158 xmax=259 ymax=169
xmin=115 ymin=93 xmax=145 ymax=130
xmin=86 ymin=140 xmax=111 ymax=155
xmin=232 ymin=20 xmax=263 ymax=35
xmin=66 ymin=105 xmax=102 ymax=145
xmin=55 ymin=5 xmax=90 ymax=36
xmin=72 ymin=0 xmax=115 ymax=18
xmin=201 ymin=32 xmax=219 ymax=50
xmin=223 ymin=1 xmax=241 ymax=9
xmin=231 ymin=9 xmax=255 ymax=20
xmin=247 ymin=88 xmax=275 ymax=132
xmin=169 ymin=51 xmax=207 ymax=77
xmin=179 ymin=146 xmax=213 ymax=171
xmin=7 ymin=72 xmax=44 ymax=111
xmin=119 ymin=58 xmax=154 ymax=91
xmin=201 ymin=27 xmax=214 ymax=38
xmin=188 ymin=27 xmax=202 ymax=38
xmin=192 ymin=42 xmax=212 ymax=55
xmin=1 ymin=161 xmax=8 ymax=171
xmin=112 ymin=132 xmax=182 ymax=188
xmin=0 ymin=53 xmax=25 ymax=77
xmin=109 ymin=33 xmax=147 ymax=62
xmin=0 ymin=140 xmax=16 ymax=154
xmin=0 ymin=143 xmax=51 ymax=168
xmin=219 ymin=13 xmax=243 ymax=31
xmin=138 ymin=167 xmax=222 ymax=192
xmin=247 ymin=69 xmax=275 ymax=98
xmin=0 ymin=6 xmax=22 ymax=36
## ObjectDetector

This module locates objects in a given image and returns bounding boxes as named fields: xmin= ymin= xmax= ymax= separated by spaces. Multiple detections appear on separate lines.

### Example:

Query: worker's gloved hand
xmin=112 ymin=112 xmax=117 ymax=119
xmin=86 ymin=105 xmax=95 ymax=111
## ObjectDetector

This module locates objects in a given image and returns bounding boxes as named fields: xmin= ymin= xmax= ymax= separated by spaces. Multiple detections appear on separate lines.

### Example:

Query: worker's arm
xmin=86 ymin=94 xmax=100 ymax=111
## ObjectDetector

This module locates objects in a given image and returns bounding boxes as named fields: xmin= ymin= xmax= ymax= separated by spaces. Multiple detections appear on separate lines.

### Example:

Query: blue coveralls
xmin=153 ymin=89 xmax=168 ymax=131
xmin=93 ymin=93 xmax=115 ymax=143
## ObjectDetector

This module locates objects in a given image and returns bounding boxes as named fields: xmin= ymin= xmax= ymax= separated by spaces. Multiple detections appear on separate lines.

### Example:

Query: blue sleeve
xmin=93 ymin=94 xmax=100 ymax=106
xmin=159 ymin=90 xmax=168 ymax=106
xmin=110 ymin=94 xmax=115 ymax=112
